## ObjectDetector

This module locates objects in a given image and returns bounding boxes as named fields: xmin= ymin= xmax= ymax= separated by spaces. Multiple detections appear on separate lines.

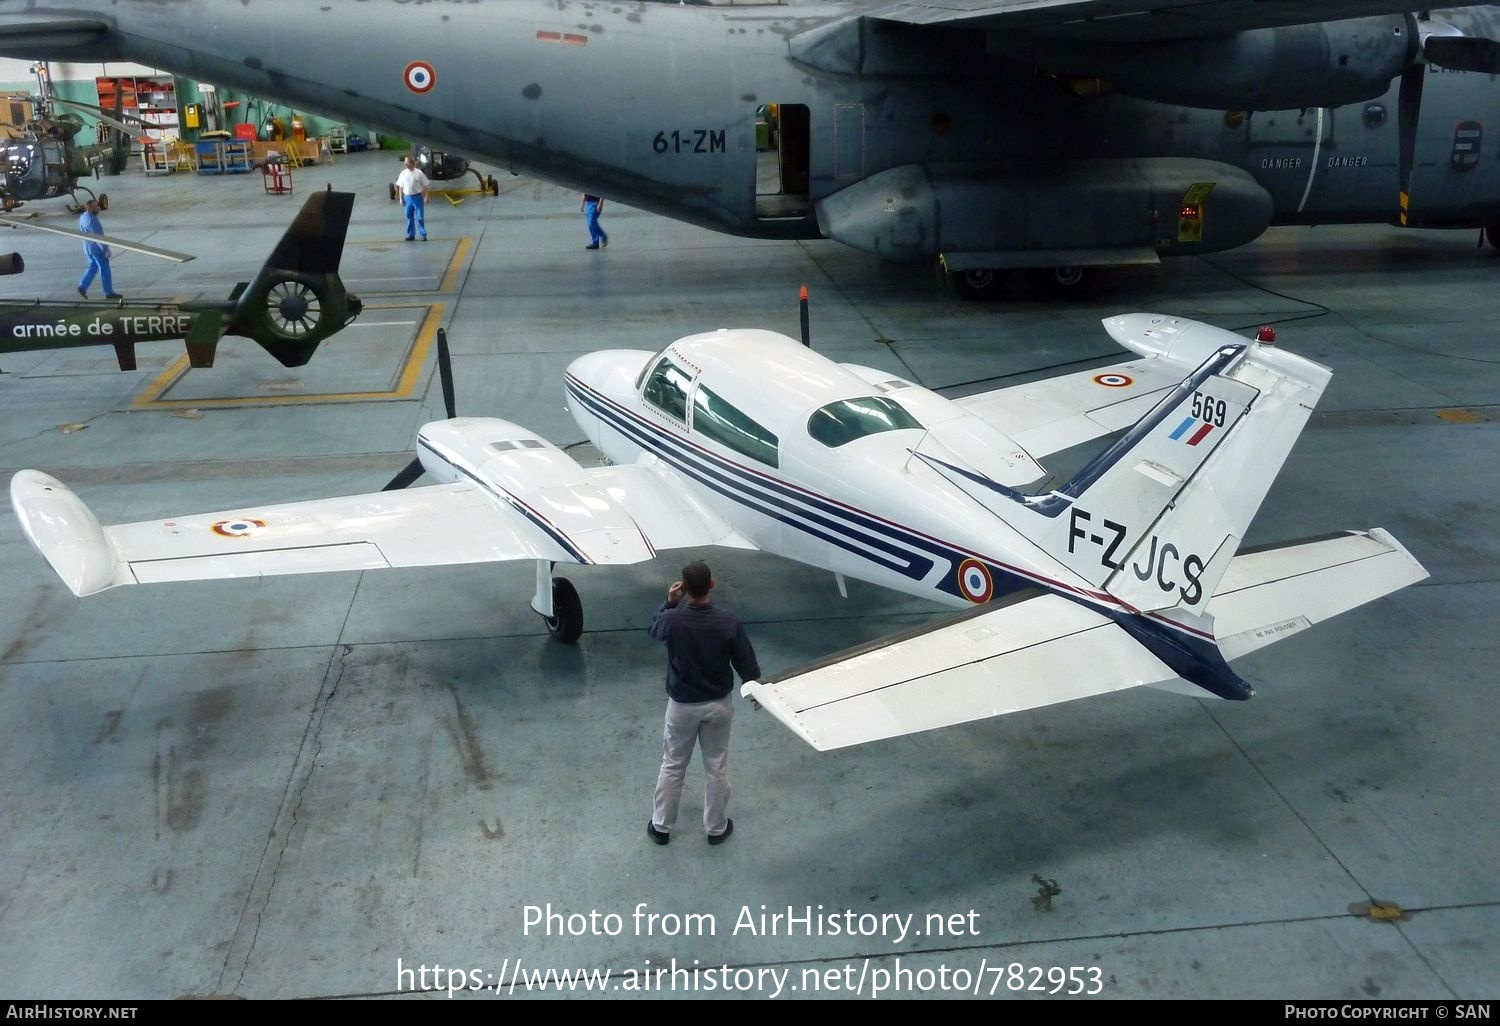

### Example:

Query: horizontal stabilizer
xmin=1209 ymin=530 xmax=1429 ymax=660
xmin=742 ymin=591 xmax=1175 ymax=751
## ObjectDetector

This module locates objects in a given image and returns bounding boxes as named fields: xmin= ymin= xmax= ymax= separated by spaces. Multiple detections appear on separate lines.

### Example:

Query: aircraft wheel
xmin=1486 ymin=219 xmax=1500 ymax=250
xmin=1028 ymin=265 xmax=1090 ymax=294
xmin=389 ymin=182 xmax=398 ymax=202
xmin=486 ymin=174 xmax=499 ymax=196
xmin=946 ymin=266 xmax=1005 ymax=301
xmin=2 ymin=194 xmax=16 ymax=212
xmin=97 ymin=194 xmax=109 ymax=211
xmin=543 ymin=577 xmax=584 ymax=644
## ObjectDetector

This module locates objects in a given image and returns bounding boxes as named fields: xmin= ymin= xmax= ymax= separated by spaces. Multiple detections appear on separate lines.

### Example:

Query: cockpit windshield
xmin=3 ymin=142 xmax=34 ymax=177
xmin=807 ymin=396 xmax=922 ymax=448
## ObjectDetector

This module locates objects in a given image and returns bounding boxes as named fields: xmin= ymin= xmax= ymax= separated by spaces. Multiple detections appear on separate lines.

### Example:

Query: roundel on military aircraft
xmin=956 ymin=558 xmax=993 ymax=604
xmin=211 ymin=518 xmax=267 ymax=538
xmin=404 ymin=61 xmax=436 ymax=93
xmin=1093 ymin=373 xmax=1134 ymax=388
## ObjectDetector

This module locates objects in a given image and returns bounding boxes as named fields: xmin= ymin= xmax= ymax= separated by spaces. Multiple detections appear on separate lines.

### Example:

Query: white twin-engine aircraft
xmin=10 ymin=314 xmax=1427 ymax=751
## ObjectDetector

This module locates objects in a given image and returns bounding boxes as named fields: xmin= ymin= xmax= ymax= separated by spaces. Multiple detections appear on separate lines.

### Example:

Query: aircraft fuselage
xmin=562 ymin=333 xmax=1093 ymax=617
xmin=6 ymin=2 xmax=1500 ymax=261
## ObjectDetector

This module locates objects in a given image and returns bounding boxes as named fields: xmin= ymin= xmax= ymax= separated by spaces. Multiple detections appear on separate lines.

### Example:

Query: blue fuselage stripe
xmin=564 ymin=374 xmax=1220 ymax=650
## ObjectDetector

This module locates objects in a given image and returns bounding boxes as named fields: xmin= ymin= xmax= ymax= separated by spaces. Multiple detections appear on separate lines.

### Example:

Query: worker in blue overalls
xmin=581 ymin=193 xmax=608 ymax=250
xmin=77 ymin=199 xmax=121 ymax=300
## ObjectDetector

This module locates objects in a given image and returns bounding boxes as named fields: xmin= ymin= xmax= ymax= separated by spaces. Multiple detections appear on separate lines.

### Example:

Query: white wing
xmin=589 ymin=462 xmax=759 ymax=551
xmin=743 ymin=591 xmax=1173 ymax=751
xmin=9 ymin=446 xmax=762 ymax=596
xmin=744 ymin=529 xmax=1427 ymax=751
xmin=9 ymin=471 xmax=645 ymax=596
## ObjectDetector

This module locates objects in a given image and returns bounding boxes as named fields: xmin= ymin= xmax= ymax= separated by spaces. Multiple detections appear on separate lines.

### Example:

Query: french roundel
xmin=211 ymin=518 xmax=267 ymax=538
xmin=404 ymin=61 xmax=436 ymax=93
xmin=1093 ymin=372 xmax=1133 ymax=388
xmin=956 ymin=558 xmax=994 ymax=604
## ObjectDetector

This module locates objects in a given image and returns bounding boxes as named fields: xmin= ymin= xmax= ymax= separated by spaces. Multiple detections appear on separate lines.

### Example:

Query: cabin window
xmin=642 ymin=357 xmax=692 ymax=423
xmin=807 ymin=396 xmax=922 ymax=448
xmin=692 ymin=384 xmax=779 ymax=468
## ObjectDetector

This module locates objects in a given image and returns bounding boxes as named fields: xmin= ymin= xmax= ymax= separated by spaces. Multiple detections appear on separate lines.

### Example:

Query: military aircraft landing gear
xmin=944 ymin=266 xmax=1006 ymax=301
xmin=543 ymin=577 xmax=583 ymax=644
xmin=1028 ymin=265 xmax=1090 ymax=293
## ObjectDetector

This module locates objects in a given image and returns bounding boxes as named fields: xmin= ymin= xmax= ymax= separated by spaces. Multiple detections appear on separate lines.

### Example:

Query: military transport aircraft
xmin=9 ymin=312 xmax=1427 ymax=750
xmin=2 ymin=2 xmax=1500 ymax=297
xmin=1 ymin=189 xmax=363 ymax=370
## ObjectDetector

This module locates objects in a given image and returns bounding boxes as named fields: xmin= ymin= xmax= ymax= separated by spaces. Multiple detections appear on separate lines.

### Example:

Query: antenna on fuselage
xmin=799 ymin=285 xmax=810 ymax=347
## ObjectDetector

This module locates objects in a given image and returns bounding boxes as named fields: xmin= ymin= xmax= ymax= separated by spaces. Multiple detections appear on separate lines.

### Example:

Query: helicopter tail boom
xmin=217 ymin=188 xmax=362 ymax=368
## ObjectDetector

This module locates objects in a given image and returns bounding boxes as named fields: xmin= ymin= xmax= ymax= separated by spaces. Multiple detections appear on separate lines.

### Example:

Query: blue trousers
xmin=79 ymin=252 xmax=113 ymax=296
xmin=584 ymin=201 xmax=607 ymax=245
xmin=403 ymin=194 xmax=427 ymax=239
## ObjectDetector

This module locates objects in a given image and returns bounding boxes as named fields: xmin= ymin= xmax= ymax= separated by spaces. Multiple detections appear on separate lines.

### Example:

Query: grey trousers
xmin=651 ymin=694 xmax=734 ymax=837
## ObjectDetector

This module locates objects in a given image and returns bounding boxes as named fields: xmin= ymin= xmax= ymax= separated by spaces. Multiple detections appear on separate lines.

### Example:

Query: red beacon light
xmin=1255 ymin=325 xmax=1276 ymax=345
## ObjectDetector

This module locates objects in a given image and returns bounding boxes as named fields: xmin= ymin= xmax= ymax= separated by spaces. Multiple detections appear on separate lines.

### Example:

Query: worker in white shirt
xmin=396 ymin=155 xmax=431 ymax=241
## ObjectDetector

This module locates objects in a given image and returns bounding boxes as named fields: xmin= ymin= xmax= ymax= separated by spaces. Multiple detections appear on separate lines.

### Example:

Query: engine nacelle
xmin=995 ymin=15 xmax=1415 ymax=111
xmin=814 ymin=158 xmax=1273 ymax=263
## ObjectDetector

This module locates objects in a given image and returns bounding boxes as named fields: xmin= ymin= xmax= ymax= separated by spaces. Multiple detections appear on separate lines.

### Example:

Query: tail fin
xmin=223 ymin=189 xmax=363 ymax=367
xmin=1007 ymin=317 xmax=1332 ymax=617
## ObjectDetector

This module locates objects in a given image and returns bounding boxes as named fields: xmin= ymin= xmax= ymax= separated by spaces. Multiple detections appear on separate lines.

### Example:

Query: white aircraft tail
xmin=1007 ymin=319 xmax=1332 ymax=619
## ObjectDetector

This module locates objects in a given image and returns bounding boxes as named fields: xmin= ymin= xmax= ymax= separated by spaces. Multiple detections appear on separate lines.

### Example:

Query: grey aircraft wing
xmin=865 ymin=1 xmax=1449 ymax=40
xmin=0 ymin=14 xmax=109 ymax=49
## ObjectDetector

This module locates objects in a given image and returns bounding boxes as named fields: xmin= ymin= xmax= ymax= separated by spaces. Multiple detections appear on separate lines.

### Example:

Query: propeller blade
xmin=47 ymin=97 xmax=151 ymax=137
xmin=1422 ymin=34 xmax=1500 ymax=75
xmin=437 ymin=327 xmax=456 ymax=420
xmin=0 ymin=215 xmax=196 ymax=263
xmin=1396 ymin=64 xmax=1424 ymax=227
xmin=382 ymin=458 xmax=426 ymax=492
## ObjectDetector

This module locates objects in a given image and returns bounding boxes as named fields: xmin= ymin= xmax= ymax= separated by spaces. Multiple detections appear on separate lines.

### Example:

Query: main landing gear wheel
xmin=945 ymin=266 xmax=1006 ymax=301
xmin=543 ymin=577 xmax=583 ymax=644
xmin=485 ymin=174 xmax=499 ymax=196
xmin=1028 ymin=265 xmax=1090 ymax=293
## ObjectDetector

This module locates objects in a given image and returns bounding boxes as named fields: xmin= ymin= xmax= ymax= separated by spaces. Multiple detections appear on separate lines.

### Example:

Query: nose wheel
xmin=541 ymin=576 xmax=583 ymax=644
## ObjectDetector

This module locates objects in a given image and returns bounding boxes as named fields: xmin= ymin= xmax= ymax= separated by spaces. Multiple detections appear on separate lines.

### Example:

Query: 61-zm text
xmin=654 ymin=129 xmax=726 ymax=154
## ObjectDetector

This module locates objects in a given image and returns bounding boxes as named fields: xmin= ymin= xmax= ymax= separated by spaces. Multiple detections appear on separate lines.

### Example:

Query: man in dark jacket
xmin=646 ymin=560 xmax=759 ymax=846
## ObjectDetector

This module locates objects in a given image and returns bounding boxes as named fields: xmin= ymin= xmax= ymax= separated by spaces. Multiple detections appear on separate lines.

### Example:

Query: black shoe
xmin=707 ymin=819 xmax=733 ymax=845
xmin=601 ymin=239 xmax=608 ymax=248
xmin=104 ymin=293 xmax=123 ymax=301
xmin=77 ymin=287 xmax=88 ymax=299
xmin=585 ymin=243 xmax=599 ymax=250
xmin=647 ymin=821 xmax=670 ymax=845
xmin=404 ymin=236 xmax=414 ymax=241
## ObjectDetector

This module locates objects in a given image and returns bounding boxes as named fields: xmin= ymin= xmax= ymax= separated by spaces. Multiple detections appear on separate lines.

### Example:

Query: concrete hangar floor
xmin=0 ymin=151 xmax=1496 ymax=1002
